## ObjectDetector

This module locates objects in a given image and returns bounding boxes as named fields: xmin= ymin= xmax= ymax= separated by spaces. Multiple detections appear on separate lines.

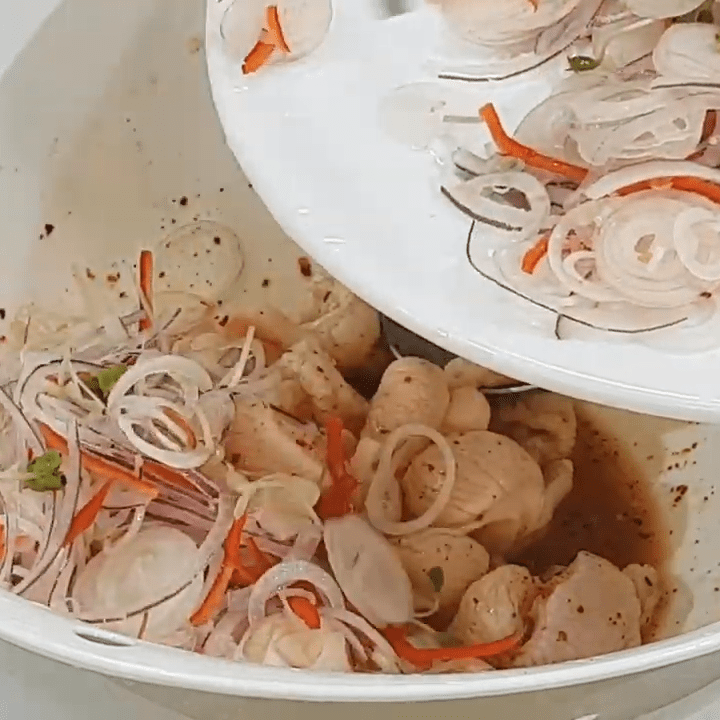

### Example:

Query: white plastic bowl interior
xmin=2 ymin=1 xmax=720 ymax=719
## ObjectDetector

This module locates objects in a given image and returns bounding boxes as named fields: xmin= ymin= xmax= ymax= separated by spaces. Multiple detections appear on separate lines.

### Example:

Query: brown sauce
xmin=513 ymin=415 xmax=670 ymax=577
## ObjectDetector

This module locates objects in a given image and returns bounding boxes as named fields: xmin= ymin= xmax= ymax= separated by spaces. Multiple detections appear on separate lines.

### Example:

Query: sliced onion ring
xmin=367 ymin=424 xmax=456 ymax=536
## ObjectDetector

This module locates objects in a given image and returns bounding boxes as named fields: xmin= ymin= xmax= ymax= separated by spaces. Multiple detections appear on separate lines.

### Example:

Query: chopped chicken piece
xmin=226 ymin=400 xmax=325 ymax=481
xmin=442 ymin=385 xmax=492 ymax=434
xmin=272 ymin=338 xmax=369 ymax=434
xmin=623 ymin=564 xmax=661 ymax=632
xmin=299 ymin=276 xmax=382 ymax=373
xmin=491 ymin=392 xmax=577 ymax=466
xmin=450 ymin=565 xmax=537 ymax=645
xmin=400 ymin=430 xmax=547 ymax=555
xmin=363 ymin=358 xmax=450 ymax=439
xmin=241 ymin=614 xmax=350 ymax=671
xmin=394 ymin=529 xmax=490 ymax=616
xmin=444 ymin=357 xmax=517 ymax=390
xmin=512 ymin=552 xmax=642 ymax=667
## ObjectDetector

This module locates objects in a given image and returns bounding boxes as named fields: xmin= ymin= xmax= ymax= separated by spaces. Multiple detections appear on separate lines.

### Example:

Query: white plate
xmin=205 ymin=0 xmax=720 ymax=424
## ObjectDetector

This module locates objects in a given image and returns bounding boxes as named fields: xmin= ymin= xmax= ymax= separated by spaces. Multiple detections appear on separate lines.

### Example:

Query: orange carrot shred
xmin=480 ymin=104 xmax=588 ymax=184
xmin=242 ymin=40 xmax=275 ymax=75
xmin=64 ymin=480 xmax=114 ymax=547
xmin=142 ymin=459 xmax=205 ymax=494
xmin=316 ymin=417 xmax=357 ymax=520
xmin=288 ymin=596 xmax=321 ymax=629
xmin=702 ymin=110 xmax=717 ymax=144
xmin=191 ymin=516 xmax=247 ymax=626
xmin=161 ymin=407 xmax=198 ymax=449
xmin=521 ymin=233 xmax=550 ymax=274
xmin=266 ymin=5 xmax=291 ymax=53
xmin=383 ymin=626 xmax=522 ymax=670
xmin=246 ymin=536 xmax=274 ymax=573
xmin=224 ymin=514 xmax=247 ymax=568
xmin=138 ymin=250 xmax=153 ymax=333
xmin=616 ymin=175 xmax=720 ymax=205
xmin=190 ymin=565 xmax=235 ymax=627
xmin=38 ymin=423 xmax=158 ymax=498
xmin=230 ymin=532 xmax=275 ymax=587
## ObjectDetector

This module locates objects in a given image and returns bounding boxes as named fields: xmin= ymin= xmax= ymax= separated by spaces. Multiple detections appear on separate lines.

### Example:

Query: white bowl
xmin=2 ymin=1 xmax=720 ymax=719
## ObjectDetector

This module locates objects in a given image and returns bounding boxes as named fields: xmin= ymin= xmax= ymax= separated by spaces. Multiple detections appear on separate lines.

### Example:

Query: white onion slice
xmin=73 ymin=493 xmax=234 ymax=623
xmin=627 ymin=0 xmax=707 ymax=19
xmin=106 ymin=355 xmax=212 ymax=409
xmin=653 ymin=23 xmax=720 ymax=81
xmin=366 ymin=424 xmax=456 ymax=536
xmin=576 ymin=160 xmax=720 ymax=202
xmin=15 ymin=421 xmax=83 ymax=597
xmin=321 ymin=607 xmax=399 ymax=665
xmin=441 ymin=171 xmax=550 ymax=240
xmin=221 ymin=0 xmax=332 ymax=66
xmin=0 ymin=386 xmax=43 ymax=456
xmin=72 ymin=526 xmax=204 ymax=640
xmin=570 ymin=100 xmax=707 ymax=166
xmin=324 ymin=515 xmax=414 ymax=628
xmin=247 ymin=560 xmax=344 ymax=626
xmin=112 ymin=396 xmax=212 ymax=469
xmin=674 ymin=206 xmax=720 ymax=281
xmin=594 ymin=195 xmax=710 ymax=307
xmin=567 ymin=79 xmax=665 ymax=125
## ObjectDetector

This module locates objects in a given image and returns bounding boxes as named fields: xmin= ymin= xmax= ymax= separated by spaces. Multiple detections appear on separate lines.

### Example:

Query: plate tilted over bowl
xmin=205 ymin=0 xmax=720 ymax=424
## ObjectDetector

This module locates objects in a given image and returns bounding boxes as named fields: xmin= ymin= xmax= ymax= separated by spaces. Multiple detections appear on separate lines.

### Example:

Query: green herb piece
xmin=97 ymin=365 xmax=127 ymax=396
xmin=428 ymin=566 xmax=445 ymax=593
xmin=568 ymin=56 xmax=600 ymax=72
xmin=83 ymin=365 xmax=127 ymax=399
xmin=26 ymin=450 xmax=65 ymax=492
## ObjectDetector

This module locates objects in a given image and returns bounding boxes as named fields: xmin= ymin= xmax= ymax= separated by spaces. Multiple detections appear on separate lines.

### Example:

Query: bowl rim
xmin=1 ymin=590 xmax=719 ymax=702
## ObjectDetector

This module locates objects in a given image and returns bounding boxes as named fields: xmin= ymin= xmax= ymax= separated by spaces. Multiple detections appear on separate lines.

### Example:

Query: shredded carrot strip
xmin=521 ymin=233 xmax=550 ymax=274
xmin=191 ymin=565 xmax=235 ymax=627
xmin=247 ymin=537 xmax=274 ymax=573
xmin=161 ymin=407 xmax=198 ymax=449
xmin=266 ymin=6 xmax=291 ymax=53
xmin=242 ymin=5 xmax=291 ymax=75
xmin=64 ymin=480 xmax=114 ymax=546
xmin=38 ymin=423 xmax=158 ymax=498
xmin=617 ymin=175 xmax=720 ymax=205
xmin=142 ymin=459 xmax=206 ymax=494
xmin=316 ymin=417 xmax=357 ymax=520
xmin=138 ymin=250 xmax=153 ymax=333
xmin=685 ymin=112 xmax=717 ymax=161
xmin=231 ymin=565 xmax=258 ymax=587
xmin=230 ymin=535 xmax=275 ymax=587
xmin=383 ymin=626 xmax=522 ymax=670
xmin=288 ymin=596 xmax=321 ymax=629
xmin=242 ymin=39 xmax=275 ymax=75
xmin=191 ymin=516 xmax=247 ymax=626
xmin=702 ymin=110 xmax=717 ymax=144
xmin=480 ymin=104 xmax=588 ymax=183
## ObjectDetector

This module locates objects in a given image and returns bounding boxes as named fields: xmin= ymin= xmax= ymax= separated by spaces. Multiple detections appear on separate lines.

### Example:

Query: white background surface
xmin=0 ymin=2 xmax=719 ymax=719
